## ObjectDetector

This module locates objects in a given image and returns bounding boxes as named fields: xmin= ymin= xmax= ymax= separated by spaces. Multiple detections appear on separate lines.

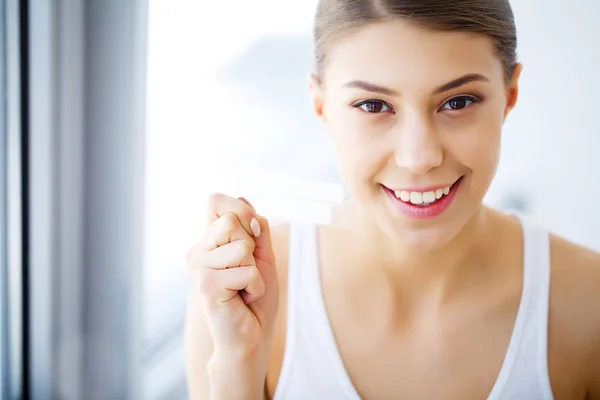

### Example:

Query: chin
xmin=369 ymin=200 xmax=475 ymax=253
xmin=385 ymin=221 xmax=463 ymax=252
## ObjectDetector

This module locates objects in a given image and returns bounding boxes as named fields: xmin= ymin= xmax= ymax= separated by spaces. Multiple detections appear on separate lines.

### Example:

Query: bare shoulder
xmin=548 ymin=233 xmax=600 ymax=396
xmin=551 ymin=233 xmax=600 ymax=270
xmin=550 ymin=233 xmax=600 ymax=313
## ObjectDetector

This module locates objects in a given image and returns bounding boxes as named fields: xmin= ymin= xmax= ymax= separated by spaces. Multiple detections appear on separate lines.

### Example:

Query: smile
xmin=382 ymin=176 xmax=463 ymax=219
xmin=392 ymin=182 xmax=455 ymax=206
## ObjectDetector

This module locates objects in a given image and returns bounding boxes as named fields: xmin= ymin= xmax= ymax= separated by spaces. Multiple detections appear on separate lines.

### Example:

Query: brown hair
xmin=314 ymin=0 xmax=517 ymax=81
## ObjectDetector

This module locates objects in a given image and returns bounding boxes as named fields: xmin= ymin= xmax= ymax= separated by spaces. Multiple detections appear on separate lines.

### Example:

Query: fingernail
xmin=250 ymin=218 xmax=261 ymax=237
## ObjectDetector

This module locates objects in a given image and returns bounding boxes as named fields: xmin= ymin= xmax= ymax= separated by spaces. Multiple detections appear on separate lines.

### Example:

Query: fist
xmin=186 ymin=193 xmax=279 ymax=357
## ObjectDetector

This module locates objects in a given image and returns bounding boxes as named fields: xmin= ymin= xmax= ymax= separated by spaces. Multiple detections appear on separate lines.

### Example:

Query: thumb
xmin=237 ymin=197 xmax=256 ymax=212
xmin=253 ymin=216 xmax=275 ymax=264
xmin=236 ymin=197 xmax=275 ymax=263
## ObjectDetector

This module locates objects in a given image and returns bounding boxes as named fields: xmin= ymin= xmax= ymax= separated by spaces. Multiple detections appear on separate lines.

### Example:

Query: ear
xmin=308 ymin=72 xmax=326 ymax=122
xmin=504 ymin=63 xmax=523 ymax=120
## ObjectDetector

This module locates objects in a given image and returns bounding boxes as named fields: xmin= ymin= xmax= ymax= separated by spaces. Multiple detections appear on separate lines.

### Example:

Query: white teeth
xmin=422 ymin=191 xmax=436 ymax=203
xmin=410 ymin=192 xmax=423 ymax=205
xmin=392 ymin=184 xmax=454 ymax=206
xmin=394 ymin=190 xmax=410 ymax=202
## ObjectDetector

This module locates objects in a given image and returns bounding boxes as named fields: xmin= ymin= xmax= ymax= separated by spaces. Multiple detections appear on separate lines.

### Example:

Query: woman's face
xmin=310 ymin=19 xmax=521 ymax=250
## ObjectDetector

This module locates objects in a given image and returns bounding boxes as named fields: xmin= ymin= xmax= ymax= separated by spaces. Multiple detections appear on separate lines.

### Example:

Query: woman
xmin=185 ymin=1 xmax=600 ymax=399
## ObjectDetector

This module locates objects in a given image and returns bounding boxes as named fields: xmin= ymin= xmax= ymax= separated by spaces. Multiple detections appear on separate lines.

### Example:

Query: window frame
xmin=3 ymin=0 xmax=25 ymax=398
xmin=23 ymin=0 xmax=148 ymax=398
xmin=0 ymin=0 xmax=8 ymax=394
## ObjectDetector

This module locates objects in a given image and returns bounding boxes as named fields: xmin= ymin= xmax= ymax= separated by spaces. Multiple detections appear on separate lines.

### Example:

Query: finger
xmin=204 ymin=213 xmax=253 ymax=251
xmin=238 ymin=197 xmax=256 ymax=212
xmin=252 ymin=216 xmax=274 ymax=262
xmin=187 ymin=213 xmax=253 ymax=266
xmin=198 ymin=266 xmax=265 ymax=305
xmin=206 ymin=193 xmax=259 ymax=238
xmin=200 ymin=239 xmax=256 ymax=270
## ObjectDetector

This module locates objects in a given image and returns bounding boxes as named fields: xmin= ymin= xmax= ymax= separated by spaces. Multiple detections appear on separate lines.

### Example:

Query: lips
xmin=391 ymin=181 xmax=456 ymax=206
xmin=382 ymin=176 xmax=463 ymax=219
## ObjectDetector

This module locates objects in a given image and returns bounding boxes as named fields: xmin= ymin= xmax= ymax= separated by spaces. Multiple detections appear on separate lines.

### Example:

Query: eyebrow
xmin=432 ymin=73 xmax=490 ymax=94
xmin=342 ymin=80 xmax=399 ymax=96
xmin=341 ymin=73 xmax=490 ymax=97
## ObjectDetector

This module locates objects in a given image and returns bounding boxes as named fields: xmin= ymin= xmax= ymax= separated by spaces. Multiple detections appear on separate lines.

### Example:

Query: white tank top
xmin=273 ymin=216 xmax=554 ymax=400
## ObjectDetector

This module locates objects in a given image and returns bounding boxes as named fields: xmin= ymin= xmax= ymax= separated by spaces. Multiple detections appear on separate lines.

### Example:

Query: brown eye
xmin=441 ymin=96 xmax=480 ymax=111
xmin=354 ymin=100 xmax=392 ymax=114
xmin=449 ymin=98 xmax=467 ymax=109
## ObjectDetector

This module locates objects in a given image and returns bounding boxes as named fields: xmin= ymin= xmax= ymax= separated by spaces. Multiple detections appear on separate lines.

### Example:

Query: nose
xmin=394 ymin=116 xmax=443 ymax=175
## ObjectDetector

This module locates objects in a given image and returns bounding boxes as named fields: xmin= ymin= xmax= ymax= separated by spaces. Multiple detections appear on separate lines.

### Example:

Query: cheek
xmin=330 ymin=132 xmax=375 ymax=180
xmin=326 ymin=117 xmax=386 ymax=191
xmin=446 ymin=113 xmax=503 ymax=179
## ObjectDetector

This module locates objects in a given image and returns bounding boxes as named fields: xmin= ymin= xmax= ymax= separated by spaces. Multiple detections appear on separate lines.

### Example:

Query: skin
xmin=186 ymin=19 xmax=600 ymax=400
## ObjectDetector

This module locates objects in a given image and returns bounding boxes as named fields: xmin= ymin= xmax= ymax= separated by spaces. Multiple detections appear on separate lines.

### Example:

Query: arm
xmin=185 ymin=285 xmax=267 ymax=400
xmin=577 ymin=250 xmax=600 ymax=399
xmin=585 ymin=260 xmax=600 ymax=400
xmin=185 ymin=194 xmax=279 ymax=400
xmin=184 ymin=289 xmax=213 ymax=399
xmin=550 ymin=235 xmax=600 ymax=400
xmin=589 ymin=338 xmax=600 ymax=400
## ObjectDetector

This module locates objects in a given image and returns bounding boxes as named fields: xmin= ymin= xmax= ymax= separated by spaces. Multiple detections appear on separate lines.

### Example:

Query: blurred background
xmin=1 ymin=0 xmax=599 ymax=399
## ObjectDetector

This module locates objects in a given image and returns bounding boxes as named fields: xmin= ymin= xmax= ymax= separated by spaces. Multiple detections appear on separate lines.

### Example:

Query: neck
xmin=341 ymin=202 xmax=491 ymax=295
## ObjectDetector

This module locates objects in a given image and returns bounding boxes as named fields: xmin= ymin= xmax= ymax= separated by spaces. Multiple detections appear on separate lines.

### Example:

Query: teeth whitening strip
xmin=235 ymin=170 xmax=345 ymax=225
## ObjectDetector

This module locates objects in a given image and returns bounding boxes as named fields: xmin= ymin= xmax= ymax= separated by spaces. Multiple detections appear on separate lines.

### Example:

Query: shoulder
xmin=550 ymin=233 xmax=600 ymax=315
xmin=548 ymin=233 xmax=600 ymax=395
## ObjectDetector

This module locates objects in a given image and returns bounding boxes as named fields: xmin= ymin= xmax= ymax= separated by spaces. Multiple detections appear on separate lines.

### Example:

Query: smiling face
xmin=310 ymin=19 xmax=521 ymax=250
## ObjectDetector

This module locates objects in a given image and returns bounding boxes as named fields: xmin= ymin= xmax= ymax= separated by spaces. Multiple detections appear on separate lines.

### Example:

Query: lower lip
xmin=383 ymin=177 xmax=462 ymax=220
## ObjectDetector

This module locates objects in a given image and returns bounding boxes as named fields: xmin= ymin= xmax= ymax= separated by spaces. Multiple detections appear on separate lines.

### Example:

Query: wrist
xmin=207 ymin=352 xmax=267 ymax=400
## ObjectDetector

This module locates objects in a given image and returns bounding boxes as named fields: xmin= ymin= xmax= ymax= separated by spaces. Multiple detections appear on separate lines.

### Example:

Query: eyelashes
xmin=353 ymin=99 xmax=392 ymax=114
xmin=352 ymin=95 xmax=483 ymax=115
xmin=440 ymin=95 xmax=482 ymax=111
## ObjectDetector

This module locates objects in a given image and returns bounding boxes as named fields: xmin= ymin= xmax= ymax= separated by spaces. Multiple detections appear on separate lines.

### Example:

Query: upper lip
xmin=384 ymin=177 xmax=462 ymax=193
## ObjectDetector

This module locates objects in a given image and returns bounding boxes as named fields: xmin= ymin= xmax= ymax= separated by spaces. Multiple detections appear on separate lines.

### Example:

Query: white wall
xmin=487 ymin=0 xmax=600 ymax=250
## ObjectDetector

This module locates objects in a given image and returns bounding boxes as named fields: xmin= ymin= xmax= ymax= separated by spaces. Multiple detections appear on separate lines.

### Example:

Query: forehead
xmin=323 ymin=19 xmax=504 ymax=89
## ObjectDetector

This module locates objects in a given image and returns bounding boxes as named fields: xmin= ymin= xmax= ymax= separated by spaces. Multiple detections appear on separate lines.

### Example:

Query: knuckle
xmin=242 ymin=239 xmax=255 ymax=255
xmin=207 ymin=192 xmax=225 ymax=210
xmin=238 ymin=196 xmax=256 ymax=212
xmin=215 ymin=215 xmax=237 ymax=244
xmin=231 ymin=240 xmax=254 ymax=264
xmin=232 ymin=241 xmax=249 ymax=263
xmin=234 ymin=199 xmax=255 ymax=223
xmin=248 ymin=266 xmax=260 ymax=281
xmin=219 ymin=213 xmax=237 ymax=232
